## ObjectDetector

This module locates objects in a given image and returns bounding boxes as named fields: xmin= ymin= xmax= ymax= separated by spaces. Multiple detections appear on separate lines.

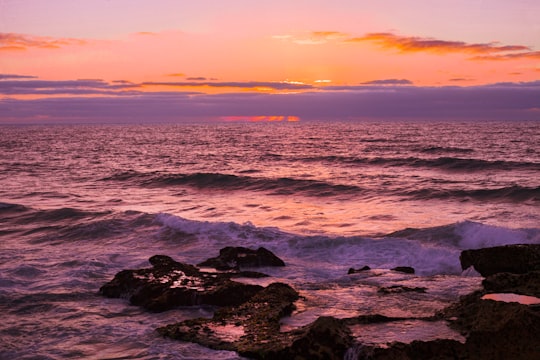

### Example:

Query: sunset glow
xmin=1 ymin=0 xmax=539 ymax=123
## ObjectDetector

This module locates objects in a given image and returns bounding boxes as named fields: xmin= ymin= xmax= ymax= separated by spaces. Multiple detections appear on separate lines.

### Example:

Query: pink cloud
xmin=0 ymin=32 xmax=86 ymax=51
xmin=348 ymin=32 xmax=532 ymax=56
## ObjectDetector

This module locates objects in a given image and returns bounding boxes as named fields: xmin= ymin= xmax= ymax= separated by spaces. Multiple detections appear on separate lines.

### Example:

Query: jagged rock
xmin=441 ymin=291 xmax=540 ymax=360
xmin=159 ymin=283 xmax=353 ymax=359
xmin=391 ymin=266 xmax=415 ymax=274
xmin=197 ymin=246 xmax=286 ymax=270
xmin=348 ymin=266 xmax=371 ymax=274
xmin=274 ymin=316 xmax=354 ymax=360
xmin=99 ymin=255 xmax=264 ymax=312
xmin=483 ymin=271 xmax=540 ymax=298
xmin=354 ymin=339 xmax=466 ymax=360
xmin=460 ymin=244 xmax=540 ymax=277
xmin=354 ymin=291 xmax=540 ymax=360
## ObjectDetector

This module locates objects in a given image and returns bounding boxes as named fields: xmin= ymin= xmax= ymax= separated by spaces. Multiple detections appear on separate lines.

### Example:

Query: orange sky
xmin=1 ymin=1 xmax=539 ymax=123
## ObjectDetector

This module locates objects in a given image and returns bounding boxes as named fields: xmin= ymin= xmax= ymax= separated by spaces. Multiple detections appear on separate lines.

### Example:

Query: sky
xmin=1 ymin=0 xmax=539 ymax=123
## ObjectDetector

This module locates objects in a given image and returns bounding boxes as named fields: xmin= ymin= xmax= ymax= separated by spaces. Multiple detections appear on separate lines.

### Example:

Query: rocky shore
xmin=100 ymin=244 xmax=540 ymax=359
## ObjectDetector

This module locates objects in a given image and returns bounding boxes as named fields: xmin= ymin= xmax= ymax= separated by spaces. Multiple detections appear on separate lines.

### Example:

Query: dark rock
xmin=460 ymin=244 xmax=540 ymax=277
xmin=355 ymin=339 xmax=466 ymax=360
xmin=355 ymin=290 xmax=540 ymax=360
xmin=159 ymin=283 xmax=353 ymax=359
xmin=99 ymin=255 xmax=264 ymax=312
xmin=197 ymin=246 xmax=285 ymax=270
xmin=391 ymin=266 xmax=415 ymax=274
xmin=441 ymin=290 xmax=540 ymax=360
xmin=483 ymin=271 xmax=540 ymax=298
xmin=348 ymin=266 xmax=371 ymax=274
xmin=378 ymin=285 xmax=426 ymax=294
xmin=276 ymin=316 xmax=354 ymax=360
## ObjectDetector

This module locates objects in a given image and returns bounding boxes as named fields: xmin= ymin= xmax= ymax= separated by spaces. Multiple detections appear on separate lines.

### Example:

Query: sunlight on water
xmin=350 ymin=320 xmax=466 ymax=346
xmin=482 ymin=293 xmax=540 ymax=305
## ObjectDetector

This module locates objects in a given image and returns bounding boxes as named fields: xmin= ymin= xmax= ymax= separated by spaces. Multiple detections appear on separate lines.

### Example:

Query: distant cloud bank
xmin=1 ymin=76 xmax=539 ymax=123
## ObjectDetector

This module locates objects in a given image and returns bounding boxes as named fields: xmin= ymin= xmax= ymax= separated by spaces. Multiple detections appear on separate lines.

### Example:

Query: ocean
xmin=1 ymin=121 xmax=539 ymax=359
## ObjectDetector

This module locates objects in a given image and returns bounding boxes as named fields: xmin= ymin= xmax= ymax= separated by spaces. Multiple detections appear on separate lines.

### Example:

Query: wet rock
xmin=348 ymin=266 xmax=371 ymax=274
xmin=482 ymin=271 xmax=540 ymax=298
xmin=275 ymin=316 xmax=354 ymax=360
xmin=354 ymin=339 xmax=466 ymax=360
xmin=197 ymin=246 xmax=286 ymax=270
xmin=99 ymin=255 xmax=264 ymax=312
xmin=460 ymin=244 xmax=540 ymax=277
xmin=353 ymin=291 xmax=540 ymax=360
xmin=391 ymin=266 xmax=415 ymax=274
xmin=159 ymin=283 xmax=353 ymax=359
xmin=442 ymin=290 xmax=540 ymax=360
xmin=378 ymin=285 xmax=426 ymax=294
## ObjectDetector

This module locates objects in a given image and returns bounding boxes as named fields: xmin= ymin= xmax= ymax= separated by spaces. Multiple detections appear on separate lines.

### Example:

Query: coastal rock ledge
xmin=99 ymin=254 xmax=267 ymax=312
xmin=460 ymin=243 xmax=540 ymax=277
xmin=99 ymin=245 xmax=540 ymax=359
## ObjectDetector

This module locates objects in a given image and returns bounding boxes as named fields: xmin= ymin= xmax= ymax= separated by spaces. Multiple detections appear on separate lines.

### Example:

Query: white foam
xmin=154 ymin=215 xmax=538 ymax=277
xmin=455 ymin=221 xmax=540 ymax=249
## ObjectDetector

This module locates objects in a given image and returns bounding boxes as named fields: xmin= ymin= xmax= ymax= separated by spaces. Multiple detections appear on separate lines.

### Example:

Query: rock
xmin=391 ymin=266 xmax=415 ymax=274
xmin=348 ymin=266 xmax=371 ymax=274
xmin=482 ymin=271 xmax=540 ymax=298
xmin=460 ymin=244 xmax=540 ymax=277
xmin=197 ymin=246 xmax=286 ymax=270
xmin=378 ymin=285 xmax=426 ymax=294
xmin=354 ymin=339 xmax=466 ymax=360
xmin=275 ymin=316 xmax=354 ymax=360
xmin=159 ymin=283 xmax=353 ymax=359
xmin=441 ymin=290 xmax=540 ymax=360
xmin=99 ymin=255 xmax=264 ymax=312
xmin=354 ymin=290 xmax=540 ymax=360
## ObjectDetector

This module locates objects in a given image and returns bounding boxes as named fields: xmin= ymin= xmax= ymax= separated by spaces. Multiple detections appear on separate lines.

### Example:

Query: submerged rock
xmin=391 ymin=266 xmax=415 ymax=274
xmin=99 ymin=255 xmax=264 ymax=312
xmin=348 ymin=266 xmax=371 ymax=274
xmin=460 ymin=244 xmax=540 ymax=277
xmin=197 ymin=246 xmax=286 ymax=270
xmin=378 ymin=285 xmax=426 ymax=294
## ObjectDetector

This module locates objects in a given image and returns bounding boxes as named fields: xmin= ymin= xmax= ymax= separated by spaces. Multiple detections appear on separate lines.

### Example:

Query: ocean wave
xmin=103 ymin=171 xmax=361 ymax=197
xmin=405 ymin=185 xmax=540 ymax=202
xmin=386 ymin=221 xmax=540 ymax=249
xmin=14 ymin=207 xmax=112 ymax=224
xmin=300 ymin=155 xmax=540 ymax=172
xmin=155 ymin=214 xmax=540 ymax=276
xmin=0 ymin=202 xmax=30 ymax=214
xmin=419 ymin=146 xmax=475 ymax=154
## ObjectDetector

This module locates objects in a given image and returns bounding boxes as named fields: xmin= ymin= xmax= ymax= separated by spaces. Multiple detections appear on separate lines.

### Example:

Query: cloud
xmin=166 ymin=73 xmax=186 ymax=77
xmin=347 ymin=32 xmax=533 ymax=57
xmin=0 ymin=79 xmax=140 ymax=96
xmin=0 ymin=74 xmax=38 ymax=80
xmin=471 ymin=51 xmax=540 ymax=61
xmin=186 ymin=77 xmax=207 ymax=81
xmin=361 ymin=79 xmax=413 ymax=85
xmin=2 ymin=81 xmax=539 ymax=123
xmin=449 ymin=78 xmax=475 ymax=82
xmin=143 ymin=81 xmax=314 ymax=90
xmin=0 ymin=32 xmax=86 ymax=51
xmin=273 ymin=31 xmax=348 ymax=45
xmin=0 ymin=78 xmax=314 ymax=96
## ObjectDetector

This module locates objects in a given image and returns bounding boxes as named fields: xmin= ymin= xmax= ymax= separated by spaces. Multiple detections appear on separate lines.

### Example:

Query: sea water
xmin=0 ymin=121 xmax=538 ymax=359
